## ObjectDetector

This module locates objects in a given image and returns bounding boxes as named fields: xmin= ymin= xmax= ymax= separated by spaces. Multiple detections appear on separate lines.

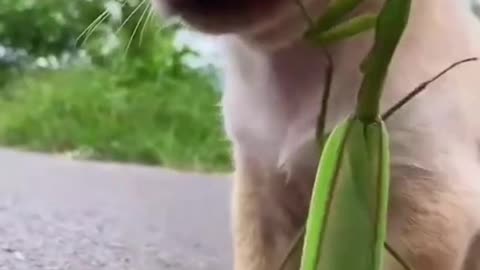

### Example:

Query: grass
xmin=0 ymin=67 xmax=232 ymax=172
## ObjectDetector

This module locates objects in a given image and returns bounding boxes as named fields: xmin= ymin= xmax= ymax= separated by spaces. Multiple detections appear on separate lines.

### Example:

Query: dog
xmin=153 ymin=0 xmax=480 ymax=269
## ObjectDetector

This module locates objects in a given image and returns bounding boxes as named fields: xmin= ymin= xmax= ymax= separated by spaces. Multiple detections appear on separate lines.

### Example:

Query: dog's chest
xmin=221 ymin=43 xmax=359 ymax=171
xmin=223 ymin=78 xmax=319 ymax=170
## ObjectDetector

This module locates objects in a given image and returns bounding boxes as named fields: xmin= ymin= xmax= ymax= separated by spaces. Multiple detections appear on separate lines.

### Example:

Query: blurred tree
xmin=0 ymin=0 xmax=229 ymax=171
xmin=0 ymin=0 xmax=108 ymax=56
xmin=0 ymin=0 xmax=189 ymax=80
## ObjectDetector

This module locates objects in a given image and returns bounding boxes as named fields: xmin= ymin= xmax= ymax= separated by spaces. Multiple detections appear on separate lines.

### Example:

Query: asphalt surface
xmin=0 ymin=149 xmax=233 ymax=270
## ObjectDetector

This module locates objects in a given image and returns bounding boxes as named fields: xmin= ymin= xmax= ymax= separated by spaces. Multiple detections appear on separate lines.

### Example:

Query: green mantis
xmin=299 ymin=0 xmax=410 ymax=270
xmin=276 ymin=0 xmax=410 ymax=270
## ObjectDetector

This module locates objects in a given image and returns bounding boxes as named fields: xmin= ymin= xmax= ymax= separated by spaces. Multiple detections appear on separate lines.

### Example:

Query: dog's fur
xmin=155 ymin=0 xmax=480 ymax=269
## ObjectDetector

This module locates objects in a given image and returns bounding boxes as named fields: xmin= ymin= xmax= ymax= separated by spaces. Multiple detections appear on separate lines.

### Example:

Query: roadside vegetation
xmin=0 ymin=0 xmax=232 ymax=172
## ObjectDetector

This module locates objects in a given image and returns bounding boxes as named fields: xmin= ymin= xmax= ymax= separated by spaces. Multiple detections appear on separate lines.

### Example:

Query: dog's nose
xmin=163 ymin=0 xmax=244 ymax=16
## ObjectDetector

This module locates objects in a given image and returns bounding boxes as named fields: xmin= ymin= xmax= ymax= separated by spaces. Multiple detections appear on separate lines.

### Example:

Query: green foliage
xmin=0 ymin=68 xmax=231 ymax=172
xmin=0 ymin=0 xmax=231 ymax=171
xmin=0 ymin=0 xmax=154 ymax=57
xmin=0 ymin=0 xmax=183 ymax=75
xmin=0 ymin=0 xmax=103 ymax=56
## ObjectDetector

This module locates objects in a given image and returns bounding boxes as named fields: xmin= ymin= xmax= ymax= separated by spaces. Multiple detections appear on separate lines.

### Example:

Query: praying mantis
xmin=277 ymin=0 xmax=477 ymax=270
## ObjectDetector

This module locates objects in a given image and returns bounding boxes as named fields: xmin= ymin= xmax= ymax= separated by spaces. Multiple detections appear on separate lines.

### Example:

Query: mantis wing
xmin=300 ymin=118 xmax=390 ymax=270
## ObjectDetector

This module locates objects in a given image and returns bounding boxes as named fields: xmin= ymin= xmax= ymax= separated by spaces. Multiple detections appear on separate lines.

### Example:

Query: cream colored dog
xmin=154 ymin=0 xmax=480 ymax=269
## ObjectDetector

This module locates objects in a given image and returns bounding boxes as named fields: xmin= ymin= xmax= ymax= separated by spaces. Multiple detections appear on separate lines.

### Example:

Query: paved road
xmin=0 ymin=149 xmax=233 ymax=270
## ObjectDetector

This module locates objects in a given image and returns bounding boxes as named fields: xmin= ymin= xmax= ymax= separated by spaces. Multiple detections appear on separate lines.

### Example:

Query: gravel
xmin=0 ymin=149 xmax=232 ymax=270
